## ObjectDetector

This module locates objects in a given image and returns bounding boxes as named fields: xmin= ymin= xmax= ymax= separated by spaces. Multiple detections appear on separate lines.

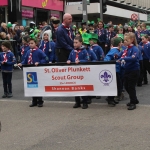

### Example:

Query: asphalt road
xmin=0 ymin=69 xmax=150 ymax=150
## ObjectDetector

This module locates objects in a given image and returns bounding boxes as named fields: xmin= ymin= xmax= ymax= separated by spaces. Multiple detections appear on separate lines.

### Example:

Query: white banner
xmin=23 ymin=64 xmax=117 ymax=97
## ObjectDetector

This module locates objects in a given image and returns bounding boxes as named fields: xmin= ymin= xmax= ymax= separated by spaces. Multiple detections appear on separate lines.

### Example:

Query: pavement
xmin=0 ymin=69 xmax=150 ymax=150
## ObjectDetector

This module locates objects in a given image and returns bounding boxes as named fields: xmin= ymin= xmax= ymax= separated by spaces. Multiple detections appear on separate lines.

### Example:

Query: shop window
xmin=0 ymin=8 xmax=5 ymax=23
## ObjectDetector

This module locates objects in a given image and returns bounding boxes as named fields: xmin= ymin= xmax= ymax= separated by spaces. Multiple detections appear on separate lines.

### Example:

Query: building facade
xmin=65 ymin=0 xmax=150 ymax=25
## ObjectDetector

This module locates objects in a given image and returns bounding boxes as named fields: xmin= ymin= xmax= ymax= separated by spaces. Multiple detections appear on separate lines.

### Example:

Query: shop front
xmin=6 ymin=0 xmax=63 ymax=25
xmin=22 ymin=0 xmax=64 ymax=25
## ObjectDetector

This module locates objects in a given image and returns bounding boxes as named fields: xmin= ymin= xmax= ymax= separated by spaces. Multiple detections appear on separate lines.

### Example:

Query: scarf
xmin=43 ymin=41 xmax=48 ymax=52
xmin=121 ymin=45 xmax=133 ymax=58
xmin=74 ymin=50 xmax=81 ymax=61
xmin=108 ymin=32 xmax=111 ymax=40
xmin=138 ymin=32 xmax=141 ymax=38
xmin=28 ymin=48 xmax=37 ymax=64
xmin=62 ymin=23 xmax=72 ymax=40
xmin=21 ymin=45 xmax=28 ymax=55
xmin=98 ymin=28 xmax=103 ymax=36
xmin=3 ymin=50 xmax=11 ymax=62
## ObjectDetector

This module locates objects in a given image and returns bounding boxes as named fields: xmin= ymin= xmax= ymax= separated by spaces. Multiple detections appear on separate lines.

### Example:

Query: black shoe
xmin=137 ymin=84 xmax=142 ymax=87
xmin=108 ymin=100 xmax=116 ymax=107
xmin=82 ymin=103 xmax=88 ymax=109
xmin=108 ymin=103 xmax=116 ymax=107
xmin=87 ymin=99 xmax=92 ymax=104
xmin=113 ymin=100 xmax=119 ymax=104
xmin=128 ymin=104 xmax=136 ymax=110
xmin=96 ymin=96 xmax=101 ymax=99
xmin=38 ymin=104 xmax=43 ymax=107
xmin=2 ymin=93 xmax=7 ymax=98
xmin=143 ymin=82 xmax=148 ymax=85
xmin=29 ymin=103 xmax=37 ymax=107
xmin=73 ymin=103 xmax=81 ymax=108
xmin=7 ymin=93 xmax=13 ymax=98
xmin=126 ymin=100 xmax=139 ymax=106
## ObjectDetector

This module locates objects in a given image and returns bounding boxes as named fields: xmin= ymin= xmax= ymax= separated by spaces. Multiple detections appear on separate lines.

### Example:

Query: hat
xmin=30 ymin=21 xmax=35 ymax=25
xmin=52 ymin=17 xmax=60 ymax=24
xmin=7 ymin=22 xmax=12 ymax=28
xmin=146 ymin=25 xmax=150 ymax=31
xmin=72 ymin=25 xmax=76 ymax=28
xmin=89 ymin=33 xmax=98 ymax=42
xmin=128 ymin=21 xmax=134 ymax=27
xmin=88 ymin=21 xmax=95 ymax=26
xmin=82 ymin=33 xmax=91 ymax=45
xmin=97 ymin=18 xmax=101 ymax=22
xmin=81 ymin=20 xmax=86 ymax=25
xmin=12 ymin=24 xmax=16 ymax=31
xmin=117 ymin=34 xmax=124 ymax=40
xmin=104 ymin=24 xmax=108 ymax=29
xmin=42 ymin=30 xmax=52 ymax=41
xmin=1 ymin=41 xmax=11 ymax=49
xmin=22 ymin=35 xmax=30 ymax=42
xmin=113 ymin=37 xmax=122 ymax=46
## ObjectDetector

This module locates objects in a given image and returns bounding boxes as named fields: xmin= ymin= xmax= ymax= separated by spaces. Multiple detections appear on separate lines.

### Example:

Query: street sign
xmin=131 ymin=13 xmax=138 ymax=21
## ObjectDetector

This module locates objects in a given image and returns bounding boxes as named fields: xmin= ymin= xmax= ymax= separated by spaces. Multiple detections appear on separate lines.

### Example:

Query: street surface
xmin=0 ymin=69 xmax=150 ymax=150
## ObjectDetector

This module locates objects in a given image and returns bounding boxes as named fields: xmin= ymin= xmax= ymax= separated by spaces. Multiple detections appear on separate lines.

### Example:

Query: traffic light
xmin=102 ymin=0 xmax=108 ymax=13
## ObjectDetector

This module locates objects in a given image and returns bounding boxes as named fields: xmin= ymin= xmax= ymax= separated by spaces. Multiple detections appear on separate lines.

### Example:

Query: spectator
xmin=7 ymin=22 xmax=14 ymax=40
xmin=0 ymin=32 xmax=9 ymax=40
xmin=20 ymin=26 xmax=25 ymax=32
xmin=0 ymin=23 xmax=8 ymax=35
xmin=50 ymin=17 xmax=60 ymax=41
xmin=95 ymin=20 xmax=108 ymax=54
xmin=55 ymin=13 xmax=74 ymax=62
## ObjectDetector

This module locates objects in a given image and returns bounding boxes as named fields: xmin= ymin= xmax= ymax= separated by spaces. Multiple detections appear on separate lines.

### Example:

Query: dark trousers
xmin=120 ymin=67 xmax=125 ymax=91
xmin=56 ymin=48 xmax=70 ymax=62
xmin=99 ymin=42 xmax=106 ymax=55
xmin=2 ymin=72 xmax=12 ymax=94
xmin=108 ymin=72 xmax=122 ymax=100
xmin=143 ymin=60 xmax=150 ymax=83
xmin=32 ymin=97 xmax=43 ymax=105
xmin=124 ymin=70 xmax=140 ymax=104
xmin=137 ymin=60 xmax=143 ymax=85
xmin=75 ymin=96 xmax=88 ymax=104
xmin=105 ymin=45 xmax=111 ymax=54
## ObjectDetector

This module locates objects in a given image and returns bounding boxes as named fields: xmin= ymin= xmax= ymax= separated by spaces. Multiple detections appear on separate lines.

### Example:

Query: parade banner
xmin=23 ymin=63 xmax=117 ymax=97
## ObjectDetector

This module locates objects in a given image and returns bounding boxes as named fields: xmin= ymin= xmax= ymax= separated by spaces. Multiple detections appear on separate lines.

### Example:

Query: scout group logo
xmin=26 ymin=72 xmax=38 ymax=88
xmin=99 ymin=70 xmax=113 ymax=86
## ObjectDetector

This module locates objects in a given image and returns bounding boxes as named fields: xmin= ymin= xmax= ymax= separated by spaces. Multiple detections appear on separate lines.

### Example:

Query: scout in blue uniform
xmin=82 ymin=33 xmax=97 ymax=103
xmin=67 ymin=36 xmax=89 ymax=109
xmin=82 ymin=33 xmax=97 ymax=62
xmin=106 ymin=24 xmax=116 ymax=53
xmin=94 ymin=20 xmax=108 ymax=54
xmin=39 ymin=30 xmax=56 ymax=63
xmin=117 ymin=33 xmax=140 ymax=110
xmin=89 ymin=33 xmax=104 ymax=61
xmin=140 ymin=35 xmax=150 ymax=84
xmin=18 ymin=38 xmax=47 ymax=107
xmin=19 ymin=35 xmax=30 ymax=62
xmin=0 ymin=41 xmax=16 ymax=98
xmin=141 ymin=23 xmax=150 ymax=36
xmin=104 ymin=37 xmax=122 ymax=106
